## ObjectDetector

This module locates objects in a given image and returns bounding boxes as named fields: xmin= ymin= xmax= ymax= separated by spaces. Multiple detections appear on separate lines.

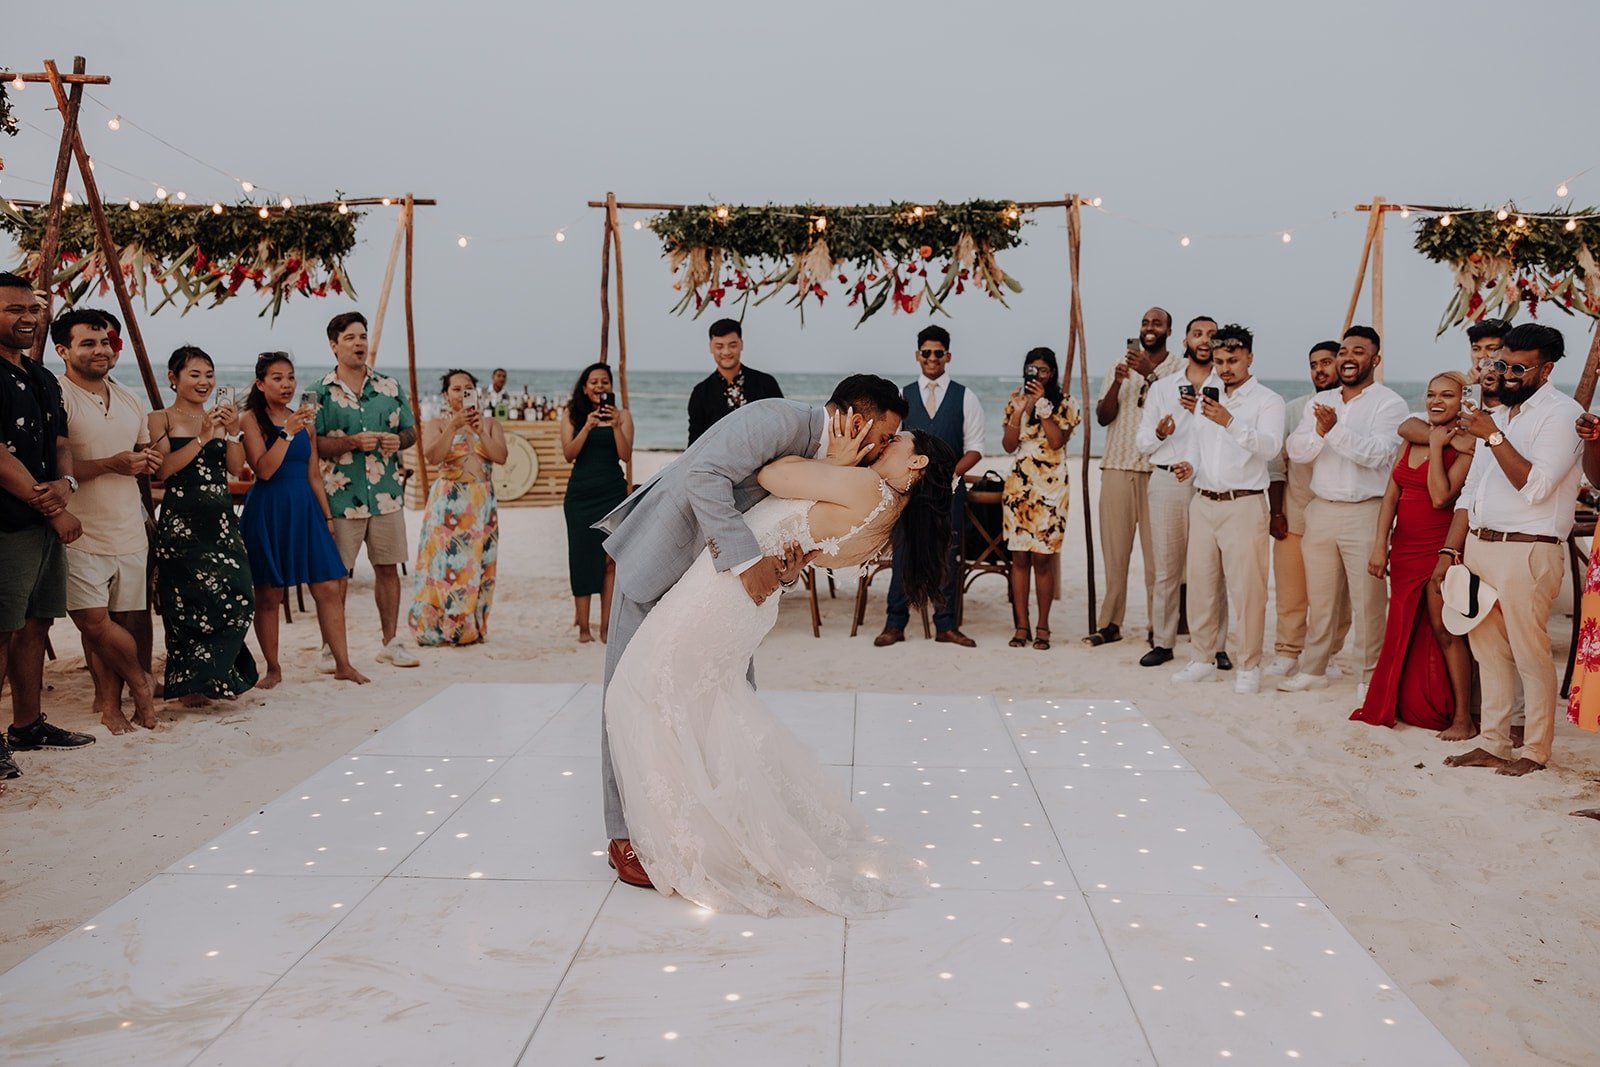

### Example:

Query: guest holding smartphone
xmin=561 ymin=363 xmax=632 ymax=643
xmin=409 ymin=370 xmax=507 ymax=646
xmin=239 ymin=352 xmax=367 ymax=686
xmin=1001 ymin=347 xmax=1079 ymax=650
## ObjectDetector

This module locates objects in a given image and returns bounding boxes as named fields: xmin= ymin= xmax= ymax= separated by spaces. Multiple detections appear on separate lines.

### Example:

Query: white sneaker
xmin=377 ymin=637 xmax=420 ymax=668
xmin=317 ymin=645 xmax=337 ymax=675
xmin=1234 ymin=668 xmax=1261 ymax=694
xmin=1263 ymin=655 xmax=1298 ymax=677
xmin=1327 ymin=663 xmax=1345 ymax=680
xmin=1171 ymin=661 xmax=1219 ymax=684
xmin=1277 ymin=672 xmax=1329 ymax=692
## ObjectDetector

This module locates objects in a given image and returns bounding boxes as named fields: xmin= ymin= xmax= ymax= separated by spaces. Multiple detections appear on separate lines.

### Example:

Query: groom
xmin=595 ymin=374 xmax=908 ymax=888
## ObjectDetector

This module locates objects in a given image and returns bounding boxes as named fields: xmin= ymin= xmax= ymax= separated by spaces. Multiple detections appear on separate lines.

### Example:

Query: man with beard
xmin=1135 ymin=316 xmax=1231 ymax=670
xmin=1168 ymin=325 xmax=1284 ymax=694
xmin=1085 ymin=307 xmax=1178 ymax=648
xmin=1264 ymin=342 xmax=1351 ymax=679
xmin=1440 ymin=324 xmax=1582 ymax=775
xmin=1280 ymin=326 xmax=1408 ymax=695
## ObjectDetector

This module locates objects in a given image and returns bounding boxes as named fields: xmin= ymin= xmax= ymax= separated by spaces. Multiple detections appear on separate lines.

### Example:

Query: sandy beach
xmin=1 ymin=456 xmax=1597 ymax=1066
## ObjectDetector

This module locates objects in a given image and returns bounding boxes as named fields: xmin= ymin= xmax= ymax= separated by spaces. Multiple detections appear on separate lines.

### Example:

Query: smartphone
xmin=1024 ymin=366 xmax=1044 ymax=382
xmin=298 ymin=390 xmax=319 ymax=413
xmin=1202 ymin=386 xmax=1220 ymax=403
xmin=1179 ymin=383 xmax=1197 ymax=398
xmin=464 ymin=387 xmax=481 ymax=411
xmin=1126 ymin=336 xmax=1141 ymax=354
xmin=598 ymin=392 xmax=616 ymax=423
xmin=213 ymin=385 xmax=236 ymax=408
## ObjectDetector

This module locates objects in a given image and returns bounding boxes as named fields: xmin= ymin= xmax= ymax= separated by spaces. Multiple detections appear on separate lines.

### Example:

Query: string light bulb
xmin=381 ymin=197 xmax=392 ymax=206
xmin=240 ymin=181 xmax=254 ymax=194
xmin=212 ymin=203 xmax=224 ymax=214
xmin=258 ymin=206 xmax=270 ymax=219
xmin=457 ymin=236 xmax=468 ymax=248
xmin=107 ymin=115 xmax=122 ymax=131
xmin=1281 ymin=232 xmax=1292 ymax=244
xmin=337 ymin=202 xmax=348 ymax=215
xmin=1091 ymin=197 xmax=1103 ymax=207
xmin=1439 ymin=214 xmax=1452 ymax=227
xmin=1558 ymin=183 xmax=1570 ymax=198
xmin=10 ymin=75 xmax=23 ymax=91
xmin=632 ymin=219 xmax=642 ymax=230
xmin=175 ymin=191 xmax=187 ymax=202
xmin=128 ymin=199 xmax=140 ymax=211
xmin=62 ymin=191 xmax=73 ymax=205
xmin=1398 ymin=208 xmax=1410 ymax=219
xmin=155 ymin=187 xmax=168 ymax=200
xmin=555 ymin=229 xmax=566 ymax=243
xmin=1515 ymin=215 xmax=1528 ymax=228
xmin=1567 ymin=219 xmax=1579 ymax=232
xmin=1496 ymin=208 xmax=1510 ymax=221
xmin=1180 ymin=236 xmax=1191 ymax=247
xmin=714 ymin=204 xmax=729 ymax=220
xmin=912 ymin=205 xmax=925 ymax=219
xmin=813 ymin=215 xmax=828 ymax=232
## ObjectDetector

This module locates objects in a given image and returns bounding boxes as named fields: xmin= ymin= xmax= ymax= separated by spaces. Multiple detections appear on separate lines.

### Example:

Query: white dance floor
xmin=0 ymin=684 xmax=1467 ymax=1066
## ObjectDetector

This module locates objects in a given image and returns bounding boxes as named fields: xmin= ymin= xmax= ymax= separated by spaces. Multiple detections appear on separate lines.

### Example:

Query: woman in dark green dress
xmin=148 ymin=346 xmax=258 ymax=702
xmin=560 ymin=363 xmax=632 ymax=643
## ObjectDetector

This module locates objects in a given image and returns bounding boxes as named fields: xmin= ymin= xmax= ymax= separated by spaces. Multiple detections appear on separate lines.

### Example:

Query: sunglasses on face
xmin=1491 ymin=359 xmax=1540 ymax=376
xmin=918 ymin=348 xmax=947 ymax=358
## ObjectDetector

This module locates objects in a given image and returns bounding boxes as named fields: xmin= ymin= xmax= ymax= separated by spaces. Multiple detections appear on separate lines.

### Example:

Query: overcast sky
xmin=7 ymin=0 xmax=1599 ymax=388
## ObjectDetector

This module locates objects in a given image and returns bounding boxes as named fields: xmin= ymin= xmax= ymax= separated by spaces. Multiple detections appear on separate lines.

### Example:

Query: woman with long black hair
xmin=560 ymin=362 xmax=632 ymax=642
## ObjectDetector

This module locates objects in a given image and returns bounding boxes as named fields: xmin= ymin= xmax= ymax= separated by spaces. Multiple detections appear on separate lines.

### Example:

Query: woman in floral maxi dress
xmin=1566 ymin=410 xmax=1600 ymax=733
xmin=408 ymin=370 xmax=507 ymax=646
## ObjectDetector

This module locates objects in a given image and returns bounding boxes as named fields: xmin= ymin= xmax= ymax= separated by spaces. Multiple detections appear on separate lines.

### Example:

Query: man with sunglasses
xmin=1439 ymin=324 xmax=1582 ymax=776
xmin=1085 ymin=308 xmax=1178 ymax=648
xmin=876 ymin=325 xmax=985 ymax=647
xmin=1281 ymin=325 xmax=1409 ymax=696
xmin=1135 ymin=315 xmax=1231 ymax=670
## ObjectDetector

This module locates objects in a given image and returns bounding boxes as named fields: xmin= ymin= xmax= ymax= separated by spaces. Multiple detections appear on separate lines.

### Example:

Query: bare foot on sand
xmin=178 ymin=693 xmax=210 ymax=708
xmin=130 ymin=673 xmax=158 ymax=729
xmin=1437 ymin=718 xmax=1479 ymax=743
xmin=334 ymin=665 xmax=371 ymax=685
xmin=99 ymin=708 xmax=134 ymax=735
xmin=1496 ymin=757 xmax=1545 ymax=777
xmin=258 ymin=667 xmax=283 ymax=690
xmin=577 ymin=627 xmax=594 ymax=644
xmin=1444 ymin=747 xmax=1508 ymax=769
xmin=1510 ymin=725 xmax=1525 ymax=749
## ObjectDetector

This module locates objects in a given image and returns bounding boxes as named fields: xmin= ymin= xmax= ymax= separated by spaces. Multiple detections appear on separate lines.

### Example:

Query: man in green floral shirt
xmin=313 ymin=311 xmax=420 ymax=668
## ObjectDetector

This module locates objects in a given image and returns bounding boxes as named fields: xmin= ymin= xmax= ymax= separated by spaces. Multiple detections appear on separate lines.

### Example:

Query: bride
xmin=603 ymin=428 xmax=958 ymax=917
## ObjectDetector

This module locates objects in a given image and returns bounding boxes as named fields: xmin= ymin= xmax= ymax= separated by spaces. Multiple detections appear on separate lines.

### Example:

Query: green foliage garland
xmin=0 ymin=200 xmax=361 ymax=320
xmin=1412 ymin=208 xmax=1600 ymax=334
xmin=0 ymin=82 xmax=17 ymax=137
xmin=648 ymin=200 xmax=1029 ymax=324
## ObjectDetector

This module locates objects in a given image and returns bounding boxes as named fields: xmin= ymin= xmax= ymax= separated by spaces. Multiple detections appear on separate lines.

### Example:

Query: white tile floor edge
xmin=0 ymin=684 xmax=1469 ymax=1067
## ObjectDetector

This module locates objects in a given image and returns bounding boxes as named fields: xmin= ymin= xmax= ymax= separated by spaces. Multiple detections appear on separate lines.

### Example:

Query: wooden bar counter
xmin=403 ymin=418 xmax=573 ymax=509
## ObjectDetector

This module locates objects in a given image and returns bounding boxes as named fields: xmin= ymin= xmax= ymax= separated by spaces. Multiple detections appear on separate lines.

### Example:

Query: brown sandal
xmin=1033 ymin=628 xmax=1051 ymax=651
xmin=1009 ymin=627 xmax=1031 ymax=648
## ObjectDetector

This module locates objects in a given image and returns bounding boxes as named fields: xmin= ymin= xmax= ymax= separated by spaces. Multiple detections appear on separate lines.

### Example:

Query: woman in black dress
xmin=560 ymin=363 xmax=632 ymax=643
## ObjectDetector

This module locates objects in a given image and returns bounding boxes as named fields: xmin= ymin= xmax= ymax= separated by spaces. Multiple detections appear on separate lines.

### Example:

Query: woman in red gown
xmin=1353 ymin=371 xmax=1475 ymax=734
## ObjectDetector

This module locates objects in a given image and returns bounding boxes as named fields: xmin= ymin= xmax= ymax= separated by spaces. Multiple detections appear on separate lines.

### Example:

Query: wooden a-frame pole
xmin=399 ymin=194 xmax=430 ymax=501
xmin=1063 ymin=195 xmax=1095 ymax=626
xmin=31 ymin=56 xmax=85 ymax=362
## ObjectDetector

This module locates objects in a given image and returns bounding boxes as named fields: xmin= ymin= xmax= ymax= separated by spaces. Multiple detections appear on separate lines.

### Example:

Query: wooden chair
xmin=793 ymin=567 xmax=838 ymax=638
xmin=849 ymin=558 xmax=931 ymax=638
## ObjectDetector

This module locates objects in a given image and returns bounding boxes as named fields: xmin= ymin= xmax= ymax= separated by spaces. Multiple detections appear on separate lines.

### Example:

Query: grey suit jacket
xmin=596 ymin=399 xmax=825 ymax=606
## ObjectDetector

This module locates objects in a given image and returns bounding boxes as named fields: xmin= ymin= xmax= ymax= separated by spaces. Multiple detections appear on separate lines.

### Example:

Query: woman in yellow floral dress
xmin=408 ymin=370 xmax=508 ymax=646
xmin=1566 ymin=410 xmax=1600 ymax=733
xmin=1002 ymin=347 xmax=1079 ymax=651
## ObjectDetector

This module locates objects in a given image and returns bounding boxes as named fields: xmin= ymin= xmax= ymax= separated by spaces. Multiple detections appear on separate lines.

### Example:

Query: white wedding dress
xmin=605 ymin=483 xmax=928 ymax=917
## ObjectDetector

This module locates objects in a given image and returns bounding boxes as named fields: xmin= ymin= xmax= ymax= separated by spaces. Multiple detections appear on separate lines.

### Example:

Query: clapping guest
xmin=240 ymin=353 xmax=368 ymax=687
xmin=1168 ymin=325 xmax=1285 ymax=694
xmin=1280 ymin=326 xmax=1408 ymax=696
xmin=1442 ymin=324 xmax=1583 ymax=775
xmin=409 ymin=371 xmax=507 ymax=646
xmin=148 ymin=347 xmax=257 ymax=703
xmin=1352 ymin=372 xmax=1474 ymax=735
xmin=562 ymin=363 xmax=632 ymax=643
xmin=1001 ymin=347 xmax=1079 ymax=650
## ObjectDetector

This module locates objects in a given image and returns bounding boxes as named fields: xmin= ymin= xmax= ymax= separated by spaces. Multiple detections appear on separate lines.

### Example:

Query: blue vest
xmin=902 ymin=379 xmax=967 ymax=452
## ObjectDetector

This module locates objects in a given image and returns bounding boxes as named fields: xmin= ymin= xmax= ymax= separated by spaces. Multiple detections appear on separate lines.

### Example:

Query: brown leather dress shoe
xmin=607 ymin=839 xmax=654 ymax=889
xmin=873 ymin=628 xmax=905 ymax=647
xmin=936 ymin=629 xmax=977 ymax=647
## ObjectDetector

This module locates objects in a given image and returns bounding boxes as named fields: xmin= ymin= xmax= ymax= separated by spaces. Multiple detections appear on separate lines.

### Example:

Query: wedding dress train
xmin=604 ymin=486 xmax=927 ymax=916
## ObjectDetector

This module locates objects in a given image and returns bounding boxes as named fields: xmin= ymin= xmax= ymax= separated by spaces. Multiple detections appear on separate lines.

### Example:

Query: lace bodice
xmin=747 ymin=478 xmax=898 ymax=569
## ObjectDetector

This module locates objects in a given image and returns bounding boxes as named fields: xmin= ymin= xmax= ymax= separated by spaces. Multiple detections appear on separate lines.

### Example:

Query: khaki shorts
xmin=331 ymin=509 xmax=408 ymax=570
xmin=66 ymin=547 xmax=149 ymax=613
xmin=0 ymin=525 xmax=67 ymax=632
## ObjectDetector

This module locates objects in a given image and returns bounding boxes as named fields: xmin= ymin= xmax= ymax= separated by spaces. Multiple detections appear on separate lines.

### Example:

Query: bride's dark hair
xmin=895 ymin=430 xmax=958 ymax=609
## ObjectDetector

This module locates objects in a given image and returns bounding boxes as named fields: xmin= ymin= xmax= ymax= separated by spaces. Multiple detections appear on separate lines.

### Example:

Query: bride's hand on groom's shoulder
xmin=824 ymin=407 xmax=875 ymax=466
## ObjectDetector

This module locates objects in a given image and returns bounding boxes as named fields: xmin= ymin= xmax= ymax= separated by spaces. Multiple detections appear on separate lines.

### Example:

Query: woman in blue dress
xmin=240 ymin=352 xmax=369 ymax=687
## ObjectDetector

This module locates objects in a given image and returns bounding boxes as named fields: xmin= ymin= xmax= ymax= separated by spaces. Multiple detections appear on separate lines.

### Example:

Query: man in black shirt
xmin=686 ymin=318 xmax=783 ymax=445
xmin=0 ymin=273 xmax=95 ymax=781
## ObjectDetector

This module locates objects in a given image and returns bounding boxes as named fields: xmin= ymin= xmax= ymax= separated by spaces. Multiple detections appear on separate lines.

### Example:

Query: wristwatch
xmin=1487 ymin=431 xmax=1506 ymax=448
xmin=63 ymin=474 xmax=78 ymax=493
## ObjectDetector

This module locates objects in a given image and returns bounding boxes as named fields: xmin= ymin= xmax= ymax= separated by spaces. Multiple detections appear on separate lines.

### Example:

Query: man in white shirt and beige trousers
xmin=1167 ymin=324 xmax=1285 ymax=696
xmin=1280 ymin=326 xmax=1409 ymax=695
xmin=1442 ymin=323 xmax=1582 ymax=776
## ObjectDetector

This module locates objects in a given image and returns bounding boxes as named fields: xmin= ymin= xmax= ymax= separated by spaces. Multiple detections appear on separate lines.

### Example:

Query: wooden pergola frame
xmin=1350 ymin=196 xmax=1600 ymax=404
xmin=587 ymin=193 xmax=1105 ymax=629
xmin=8 ymin=57 xmax=439 ymax=494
